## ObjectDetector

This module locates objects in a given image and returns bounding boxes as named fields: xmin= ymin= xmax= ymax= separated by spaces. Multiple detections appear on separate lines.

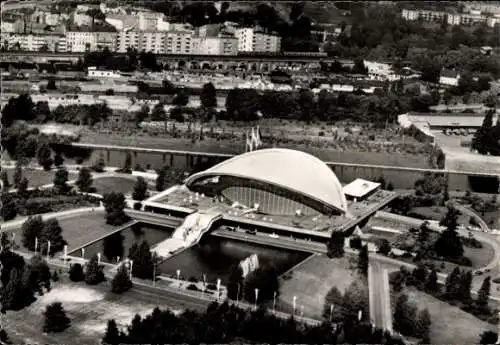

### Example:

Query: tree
xmin=1 ymin=170 xmax=10 ymax=190
xmin=201 ymin=82 xmax=217 ymax=109
xmin=425 ymin=267 xmax=439 ymax=293
xmin=47 ymin=79 xmax=57 ymax=90
xmin=111 ymin=265 xmax=133 ymax=294
xmin=472 ymin=110 xmax=496 ymax=155
xmin=43 ymin=302 xmax=71 ymax=333
xmin=377 ymin=239 xmax=391 ymax=256
xmin=156 ymin=166 xmax=167 ymax=191
xmin=85 ymin=255 xmax=105 ymax=285
xmin=92 ymin=152 xmax=106 ymax=172
xmin=458 ymin=270 xmax=473 ymax=304
xmin=1 ymin=196 xmax=17 ymax=221
xmin=479 ymin=331 xmax=498 ymax=345
xmin=415 ymin=308 xmax=431 ymax=340
xmin=102 ymin=192 xmax=129 ymax=226
xmin=135 ymin=104 xmax=149 ymax=127
xmin=122 ymin=153 xmax=132 ymax=174
xmin=435 ymin=206 xmax=464 ymax=258
xmin=17 ymin=177 xmax=28 ymax=198
xmin=444 ymin=266 xmax=462 ymax=300
xmin=327 ymin=231 xmax=345 ymax=258
xmin=103 ymin=319 xmax=122 ymax=345
xmin=173 ymin=90 xmax=189 ymax=107
xmin=151 ymin=102 xmax=166 ymax=121
xmin=341 ymin=279 xmax=369 ymax=320
xmin=39 ymin=219 xmax=67 ymax=256
xmin=227 ymin=264 xmax=243 ymax=300
xmin=13 ymin=163 xmax=23 ymax=188
xmin=76 ymin=167 xmax=93 ymax=193
xmin=54 ymin=153 xmax=64 ymax=167
xmin=357 ymin=245 xmax=369 ymax=276
xmin=411 ymin=263 xmax=427 ymax=288
xmin=393 ymin=293 xmax=418 ymax=336
xmin=476 ymin=276 xmax=491 ymax=312
xmin=69 ymin=263 xmax=85 ymax=282
xmin=128 ymin=241 xmax=154 ymax=279
xmin=53 ymin=167 xmax=70 ymax=194
xmin=132 ymin=177 xmax=148 ymax=201
xmin=323 ymin=286 xmax=343 ymax=320
xmin=26 ymin=255 xmax=51 ymax=293
xmin=21 ymin=216 xmax=44 ymax=251
xmin=243 ymin=265 xmax=280 ymax=304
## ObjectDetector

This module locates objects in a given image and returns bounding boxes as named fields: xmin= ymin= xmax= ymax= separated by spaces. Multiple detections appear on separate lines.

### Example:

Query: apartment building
xmin=116 ymin=31 xmax=169 ymax=53
xmin=192 ymin=33 xmax=238 ymax=55
xmin=401 ymin=9 xmax=447 ymax=22
xmin=3 ymin=33 xmax=64 ymax=51
xmin=165 ymin=31 xmax=193 ymax=54
xmin=66 ymin=31 xmax=96 ymax=52
xmin=235 ymin=28 xmax=281 ymax=52
xmin=95 ymin=32 xmax=117 ymax=51
xmin=403 ymin=8 xmax=499 ymax=27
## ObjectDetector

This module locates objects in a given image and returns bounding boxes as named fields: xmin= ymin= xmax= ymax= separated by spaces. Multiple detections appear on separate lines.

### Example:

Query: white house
xmin=439 ymin=69 xmax=461 ymax=86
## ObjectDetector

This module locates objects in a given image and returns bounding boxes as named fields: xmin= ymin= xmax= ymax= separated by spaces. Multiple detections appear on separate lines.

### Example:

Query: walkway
xmin=368 ymin=259 xmax=393 ymax=334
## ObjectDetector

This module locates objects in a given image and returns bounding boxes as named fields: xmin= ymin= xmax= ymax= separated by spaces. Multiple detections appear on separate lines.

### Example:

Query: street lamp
xmin=153 ymin=263 xmax=156 ymax=287
xmin=46 ymin=241 xmax=51 ymax=260
xmin=273 ymin=291 xmax=277 ymax=313
xmin=176 ymin=269 xmax=181 ymax=285
xmin=300 ymin=305 xmax=304 ymax=316
xmin=329 ymin=304 xmax=334 ymax=322
xmin=216 ymin=278 xmax=221 ymax=302
xmin=254 ymin=288 xmax=259 ymax=310
xmin=129 ymin=260 xmax=134 ymax=280
xmin=34 ymin=237 xmax=38 ymax=254
xmin=293 ymin=296 xmax=297 ymax=316
xmin=97 ymin=252 xmax=101 ymax=266
xmin=63 ymin=245 xmax=68 ymax=264
xmin=81 ymin=247 xmax=85 ymax=260
xmin=237 ymin=283 xmax=240 ymax=305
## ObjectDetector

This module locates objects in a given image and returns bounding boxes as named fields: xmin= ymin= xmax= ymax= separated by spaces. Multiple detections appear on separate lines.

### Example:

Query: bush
xmin=188 ymin=276 xmax=198 ymax=283
xmin=69 ymin=263 xmax=85 ymax=282
xmin=187 ymin=284 xmax=199 ymax=291
xmin=133 ymin=202 xmax=142 ymax=210
xmin=43 ymin=302 xmax=71 ymax=333
xmin=349 ymin=236 xmax=362 ymax=249
xmin=206 ymin=283 xmax=216 ymax=290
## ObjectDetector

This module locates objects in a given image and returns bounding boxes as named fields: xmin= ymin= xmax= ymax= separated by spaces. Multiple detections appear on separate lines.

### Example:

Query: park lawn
xmin=4 ymin=168 xmax=78 ymax=188
xmin=92 ymin=176 xmax=137 ymax=196
xmin=276 ymin=254 xmax=357 ymax=319
xmin=404 ymin=288 xmax=496 ymax=345
xmin=3 ymin=281 xmax=161 ymax=345
xmin=57 ymin=212 xmax=118 ymax=251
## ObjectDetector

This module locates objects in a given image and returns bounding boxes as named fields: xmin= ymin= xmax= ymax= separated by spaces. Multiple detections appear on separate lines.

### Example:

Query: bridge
xmin=0 ymin=51 xmax=401 ymax=73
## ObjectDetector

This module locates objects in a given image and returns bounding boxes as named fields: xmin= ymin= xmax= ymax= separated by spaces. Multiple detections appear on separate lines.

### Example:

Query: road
xmin=368 ymin=259 xmax=393 ymax=334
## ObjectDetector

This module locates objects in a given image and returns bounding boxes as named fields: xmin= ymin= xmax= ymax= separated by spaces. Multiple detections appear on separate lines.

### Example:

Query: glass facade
xmin=189 ymin=175 xmax=341 ymax=216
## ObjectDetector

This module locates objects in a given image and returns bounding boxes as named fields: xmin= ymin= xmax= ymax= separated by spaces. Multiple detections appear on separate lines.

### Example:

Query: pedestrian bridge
xmin=152 ymin=211 xmax=222 ymax=259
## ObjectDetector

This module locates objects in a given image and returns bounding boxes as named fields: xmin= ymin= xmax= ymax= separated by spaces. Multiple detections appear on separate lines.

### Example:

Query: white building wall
xmin=66 ymin=31 xmax=96 ymax=52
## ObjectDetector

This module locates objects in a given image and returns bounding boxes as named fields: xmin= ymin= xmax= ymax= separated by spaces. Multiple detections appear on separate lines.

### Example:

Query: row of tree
xmin=102 ymin=301 xmax=404 ymax=345
xmin=21 ymin=216 xmax=66 ymax=256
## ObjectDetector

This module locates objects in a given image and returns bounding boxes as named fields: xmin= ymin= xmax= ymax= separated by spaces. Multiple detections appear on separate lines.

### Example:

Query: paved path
xmin=368 ymin=259 xmax=393 ymax=334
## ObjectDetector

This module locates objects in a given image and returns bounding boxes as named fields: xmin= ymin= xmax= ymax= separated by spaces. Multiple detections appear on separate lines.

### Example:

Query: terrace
xmin=145 ymin=185 xmax=398 ymax=237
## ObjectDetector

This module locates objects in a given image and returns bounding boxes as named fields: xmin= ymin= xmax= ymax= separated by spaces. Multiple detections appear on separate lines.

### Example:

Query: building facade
xmin=192 ymin=34 xmax=238 ymax=56
xmin=66 ymin=31 xmax=96 ymax=52
xmin=3 ymin=33 xmax=64 ymax=52
xmin=235 ymin=28 xmax=281 ymax=53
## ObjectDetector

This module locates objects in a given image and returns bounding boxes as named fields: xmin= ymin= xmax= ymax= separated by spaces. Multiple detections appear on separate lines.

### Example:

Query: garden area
xmin=276 ymin=254 xmax=357 ymax=319
xmin=92 ymin=176 xmax=137 ymax=196
xmin=2 ymin=167 xmax=78 ymax=188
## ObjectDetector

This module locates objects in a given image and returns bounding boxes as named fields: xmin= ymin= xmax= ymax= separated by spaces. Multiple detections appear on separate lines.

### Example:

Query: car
xmin=226 ymin=226 xmax=236 ymax=232
xmin=474 ymin=270 xmax=484 ymax=276
xmin=245 ymin=229 xmax=257 ymax=235
xmin=269 ymin=233 xmax=279 ymax=239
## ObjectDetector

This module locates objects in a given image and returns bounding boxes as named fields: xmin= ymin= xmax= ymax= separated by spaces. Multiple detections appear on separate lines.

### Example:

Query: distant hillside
xmin=226 ymin=1 xmax=350 ymax=25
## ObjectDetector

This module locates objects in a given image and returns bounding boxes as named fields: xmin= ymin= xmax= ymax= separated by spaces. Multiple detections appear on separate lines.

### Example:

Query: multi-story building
xmin=192 ymin=33 xmax=238 ymax=55
xmin=401 ymin=9 xmax=447 ymax=22
xmin=66 ymin=31 xmax=96 ymax=52
xmin=95 ymin=32 xmax=117 ymax=51
xmin=235 ymin=27 xmax=281 ymax=52
xmin=116 ymin=30 xmax=139 ymax=52
xmin=116 ymin=31 xmax=171 ymax=53
xmin=3 ymin=33 xmax=64 ymax=51
xmin=447 ymin=12 xmax=488 ymax=25
xmin=1 ymin=19 xmax=19 ymax=33
xmin=165 ymin=30 xmax=193 ymax=54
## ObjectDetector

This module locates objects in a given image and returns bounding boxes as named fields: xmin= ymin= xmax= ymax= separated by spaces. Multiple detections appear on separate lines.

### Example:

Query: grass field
xmin=403 ymin=288 xmax=496 ymax=345
xmin=276 ymin=254 xmax=357 ymax=319
xmin=3 ymin=168 xmax=78 ymax=188
xmin=56 ymin=212 xmax=118 ymax=251
xmin=92 ymin=176 xmax=137 ymax=196
xmin=3 ymin=281 xmax=163 ymax=345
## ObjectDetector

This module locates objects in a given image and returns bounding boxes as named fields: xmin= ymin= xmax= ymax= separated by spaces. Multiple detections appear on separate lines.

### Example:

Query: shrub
xmin=187 ymin=284 xmax=199 ymax=291
xmin=188 ymin=276 xmax=198 ymax=283
xmin=206 ymin=283 xmax=216 ymax=290
xmin=69 ymin=263 xmax=85 ymax=282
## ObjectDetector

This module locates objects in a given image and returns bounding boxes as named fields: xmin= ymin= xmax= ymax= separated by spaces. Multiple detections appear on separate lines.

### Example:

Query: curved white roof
xmin=185 ymin=148 xmax=348 ymax=214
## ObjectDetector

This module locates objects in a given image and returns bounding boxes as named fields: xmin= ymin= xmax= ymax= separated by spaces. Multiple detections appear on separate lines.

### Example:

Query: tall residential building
xmin=3 ymin=33 xmax=64 ymax=51
xmin=235 ymin=27 xmax=281 ymax=52
xmin=401 ymin=9 xmax=447 ymax=22
xmin=95 ymin=32 xmax=117 ymax=51
xmin=116 ymin=31 xmax=167 ymax=53
xmin=66 ymin=31 xmax=96 ymax=52
xmin=165 ymin=30 xmax=193 ymax=54
xmin=192 ymin=33 xmax=238 ymax=55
